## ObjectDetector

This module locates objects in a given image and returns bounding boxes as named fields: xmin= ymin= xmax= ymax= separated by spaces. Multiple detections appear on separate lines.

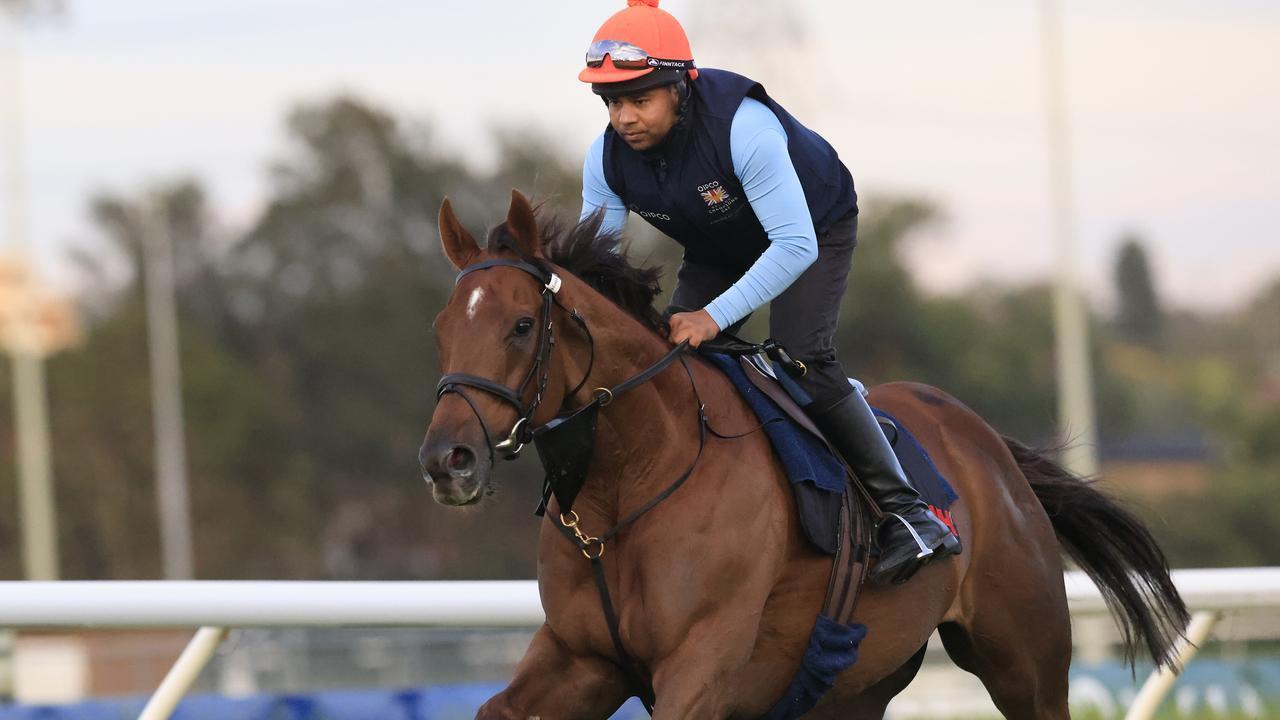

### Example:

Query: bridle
xmin=434 ymin=257 xmax=690 ymax=507
xmin=435 ymin=257 xmax=589 ymax=462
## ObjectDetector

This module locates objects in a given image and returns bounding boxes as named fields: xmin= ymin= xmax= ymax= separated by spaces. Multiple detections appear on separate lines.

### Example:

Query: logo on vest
xmin=696 ymin=180 xmax=740 ymax=221
xmin=631 ymin=205 xmax=671 ymax=222
xmin=700 ymin=186 xmax=729 ymax=206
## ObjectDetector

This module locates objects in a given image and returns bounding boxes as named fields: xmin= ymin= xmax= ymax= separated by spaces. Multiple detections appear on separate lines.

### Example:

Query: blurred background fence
xmin=2 ymin=571 xmax=1280 ymax=718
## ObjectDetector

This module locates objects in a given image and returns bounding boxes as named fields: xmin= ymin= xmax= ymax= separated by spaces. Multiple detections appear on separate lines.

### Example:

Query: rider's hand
xmin=668 ymin=310 xmax=721 ymax=349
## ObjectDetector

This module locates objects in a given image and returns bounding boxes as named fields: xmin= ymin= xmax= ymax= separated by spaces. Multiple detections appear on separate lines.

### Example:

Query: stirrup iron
xmin=882 ymin=512 xmax=935 ymax=560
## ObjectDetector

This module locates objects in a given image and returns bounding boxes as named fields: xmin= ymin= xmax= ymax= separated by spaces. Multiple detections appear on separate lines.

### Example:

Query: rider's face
xmin=605 ymin=86 xmax=680 ymax=152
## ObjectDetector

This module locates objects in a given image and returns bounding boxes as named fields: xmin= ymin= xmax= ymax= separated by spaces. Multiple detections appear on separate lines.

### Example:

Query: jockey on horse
xmin=578 ymin=0 xmax=959 ymax=583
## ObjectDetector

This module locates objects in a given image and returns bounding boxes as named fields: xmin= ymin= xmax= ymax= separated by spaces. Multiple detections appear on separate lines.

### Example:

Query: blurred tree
xmin=1245 ymin=407 xmax=1280 ymax=464
xmin=1143 ymin=460 xmax=1280 ymax=567
xmin=234 ymin=96 xmax=464 ymax=315
xmin=1237 ymin=279 xmax=1280 ymax=387
xmin=486 ymin=128 xmax=584 ymax=222
xmin=223 ymin=96 xmax=568 ymax=580
xmin=0 ymin=182 xmax=294 ymax=578
xmin=836 ymin=197 xmax=937 ymax=382
xmin=79 ymin=181 xmax=235 ymax=338
xmin=831 ymin=198 xmax=1129 ymax=443
xmin=1113 ymin=235 xmax=1163 ymax=345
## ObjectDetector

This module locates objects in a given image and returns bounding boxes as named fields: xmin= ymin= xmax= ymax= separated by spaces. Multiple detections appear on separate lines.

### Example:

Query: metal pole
xmin=1124 ymin=611 xmax=1221 ymax=720
xmin=142 ymin=199 xmax=195 ymax=580
xmin=1038 ymin=0 xmax=1099 ymax=478
xmin=0 ymin=9 xmax=27 ymax=256
xmin=137 ymin=626 xmax=227 ymax=720
xmin=1 ymin=13 xmax=34 ymax=703
xmin=12 ymin=349 xmax=57 ymax=578
xmin=0 ymin=629 xmax=11 ymax=702
xmin=2 ymin=3 xmax=58 ymax=583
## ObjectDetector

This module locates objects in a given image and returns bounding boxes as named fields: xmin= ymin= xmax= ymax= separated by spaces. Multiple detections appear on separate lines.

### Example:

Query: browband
xmin=455 ymin=258 xmax=561 ymax=294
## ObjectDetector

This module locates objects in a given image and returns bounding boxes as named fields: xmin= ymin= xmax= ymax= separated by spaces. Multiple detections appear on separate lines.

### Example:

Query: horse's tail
xmin=1003 ymin=435 xmax=1190 ymax=670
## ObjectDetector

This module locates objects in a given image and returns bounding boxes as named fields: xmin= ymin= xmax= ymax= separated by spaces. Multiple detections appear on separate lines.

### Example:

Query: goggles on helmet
xmin=585 ymin=39 xmax=694 ymax=71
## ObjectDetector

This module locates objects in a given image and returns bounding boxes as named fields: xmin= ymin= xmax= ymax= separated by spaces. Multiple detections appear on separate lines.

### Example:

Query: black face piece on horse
xmin=435 ymin=258 xmax=688 ymax=515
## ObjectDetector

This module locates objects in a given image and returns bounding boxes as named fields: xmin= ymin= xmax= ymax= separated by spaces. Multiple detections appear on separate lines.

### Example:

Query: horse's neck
xmin=559 ymin=294 xmax=705 ymax=523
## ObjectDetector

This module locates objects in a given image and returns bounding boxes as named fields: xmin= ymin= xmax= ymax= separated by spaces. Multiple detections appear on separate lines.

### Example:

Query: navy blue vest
xmin=602 ymin=68 xmax=857 ymax=271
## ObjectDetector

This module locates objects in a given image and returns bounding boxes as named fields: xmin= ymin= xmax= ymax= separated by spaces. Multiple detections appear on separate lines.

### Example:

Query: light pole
xmin=1038 ymin=0 xmax=1099 ymax=478
xmin=142 ymin=197 xmax=195 ymax=580
xmin=2 ymin=3 xmax=70 ymax=701
xmin=2 ymin=0 xmax=61 ymax=582
xmin=0 ymin=258 xmax=77 ymax=579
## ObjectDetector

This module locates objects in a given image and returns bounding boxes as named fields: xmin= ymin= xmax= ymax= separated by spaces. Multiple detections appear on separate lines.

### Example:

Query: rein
xmin=555 ymin=356 xmax=705 ymax=555
xmin=435 ymin=258 xmax=709 ymax=712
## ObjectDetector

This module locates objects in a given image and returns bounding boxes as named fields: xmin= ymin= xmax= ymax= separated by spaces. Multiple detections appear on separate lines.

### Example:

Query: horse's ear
xmin=438 ymin=197 xmax=479 ymax=269
xmin=505 ymin=189 xmax=543 ymax=258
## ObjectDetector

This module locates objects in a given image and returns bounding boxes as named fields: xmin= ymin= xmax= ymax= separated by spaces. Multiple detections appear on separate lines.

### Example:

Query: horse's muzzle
xmin=419 ymin=439 xmax=485 ymax=506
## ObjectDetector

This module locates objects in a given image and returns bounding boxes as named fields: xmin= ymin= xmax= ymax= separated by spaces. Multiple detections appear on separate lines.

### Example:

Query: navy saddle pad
xmin=704 ymin=352 xmax=959 ymax=526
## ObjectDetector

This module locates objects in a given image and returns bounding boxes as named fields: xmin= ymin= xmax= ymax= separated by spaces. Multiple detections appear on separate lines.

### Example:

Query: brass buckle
xmin=560 ymin=510 xmax=605 ymax=559
xmin=581 ymin=538 xmax=605 ymax=560
xmin=593 ymin=387 xmax=614 ymax=407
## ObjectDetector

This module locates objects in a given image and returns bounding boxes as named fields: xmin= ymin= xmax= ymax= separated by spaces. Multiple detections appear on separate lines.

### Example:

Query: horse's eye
xmin=513 ymin=317 xmax=535 ymax=336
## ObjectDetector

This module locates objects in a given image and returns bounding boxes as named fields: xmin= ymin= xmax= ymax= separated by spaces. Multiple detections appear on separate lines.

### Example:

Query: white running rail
xmin=1 ymin=567 xmax=1277 ymax=720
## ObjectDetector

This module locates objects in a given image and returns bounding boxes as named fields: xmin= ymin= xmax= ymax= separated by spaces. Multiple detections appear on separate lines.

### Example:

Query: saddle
xmin=698 ymin=336 xmax=873 ymax=628
xmin=698 ymin=332 xmax=960 ymax=561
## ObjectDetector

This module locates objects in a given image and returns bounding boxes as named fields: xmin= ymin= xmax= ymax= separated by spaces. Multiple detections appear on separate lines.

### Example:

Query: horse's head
xmin=420 ymin=190 xmax=576 ymax=506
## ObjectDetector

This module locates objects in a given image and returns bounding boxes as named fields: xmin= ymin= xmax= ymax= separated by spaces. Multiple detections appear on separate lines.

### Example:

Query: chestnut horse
xmin=420 ymin=191 xmax=1188 ymax=719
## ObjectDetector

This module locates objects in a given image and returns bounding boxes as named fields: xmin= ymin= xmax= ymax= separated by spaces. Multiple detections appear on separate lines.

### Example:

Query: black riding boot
xmin=813 ymin=390 xmax=961 ymax=584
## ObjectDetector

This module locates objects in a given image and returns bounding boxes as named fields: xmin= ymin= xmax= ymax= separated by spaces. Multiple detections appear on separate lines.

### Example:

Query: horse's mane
xmin=486 ymin=210 xmax=666 ymax=333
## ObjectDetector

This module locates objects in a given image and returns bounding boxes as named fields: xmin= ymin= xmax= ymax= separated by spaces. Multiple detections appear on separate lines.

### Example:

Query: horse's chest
xmin=539 ymin=575 xmax=632 ymax=658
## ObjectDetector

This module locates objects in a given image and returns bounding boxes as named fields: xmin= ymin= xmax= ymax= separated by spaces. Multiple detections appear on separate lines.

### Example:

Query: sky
xmin=2 ymin=0 xmax=1277 ymax=312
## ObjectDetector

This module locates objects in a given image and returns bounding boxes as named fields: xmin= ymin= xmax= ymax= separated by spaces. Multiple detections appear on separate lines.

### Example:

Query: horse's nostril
xmin=445 ymin=446 xmax=476 ymax=473
xmin=420 ymin=440 xmax=479 ymax=482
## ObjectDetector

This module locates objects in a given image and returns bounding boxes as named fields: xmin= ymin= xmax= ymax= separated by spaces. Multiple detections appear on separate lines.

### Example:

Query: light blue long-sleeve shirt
xmin=580 ymin=97 xmax=819 ymax=330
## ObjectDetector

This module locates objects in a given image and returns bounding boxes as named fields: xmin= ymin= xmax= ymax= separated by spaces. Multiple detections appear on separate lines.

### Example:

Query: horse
xmin=420 ymin=190 xmax=1189 ymax=719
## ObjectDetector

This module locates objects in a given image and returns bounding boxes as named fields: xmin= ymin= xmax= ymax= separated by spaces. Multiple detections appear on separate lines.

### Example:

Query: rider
xmin=576 ymin=0 xmax=960 ymax=584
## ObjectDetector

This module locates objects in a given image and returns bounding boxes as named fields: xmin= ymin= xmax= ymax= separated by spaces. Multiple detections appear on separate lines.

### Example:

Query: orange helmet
xmin=579 ymin=0 xmax=698 ymax=95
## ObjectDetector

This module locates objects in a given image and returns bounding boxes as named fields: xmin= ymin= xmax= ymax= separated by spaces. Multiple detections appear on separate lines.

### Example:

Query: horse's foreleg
xmin=647 ymin=623 xmax=751 ymax=720
xmin=478 ymin=624 xmax=633 ymax=720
